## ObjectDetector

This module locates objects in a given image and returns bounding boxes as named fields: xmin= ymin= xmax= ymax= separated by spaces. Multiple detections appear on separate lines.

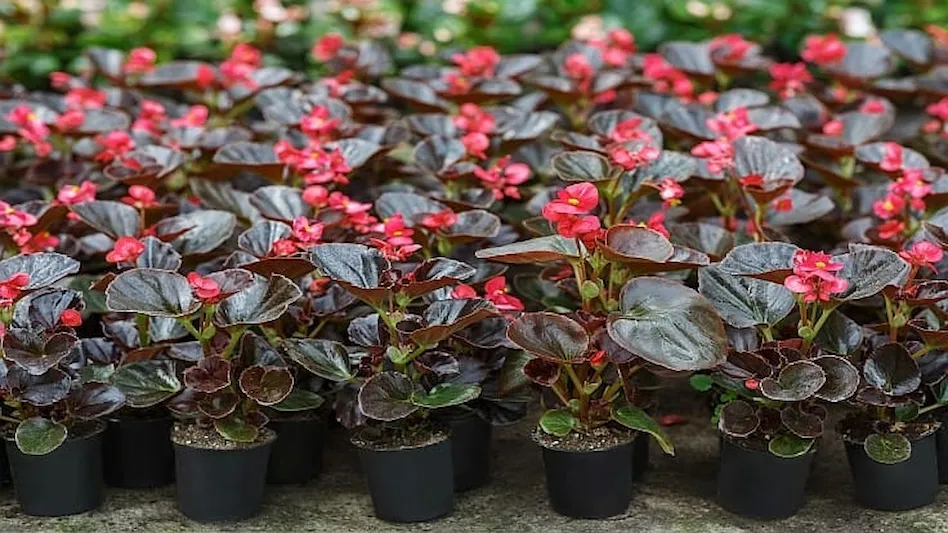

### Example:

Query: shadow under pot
xmin=266 ymin=412 xmax=327 ymax=485
xmin=353 ymin=429 xmax=454 ymax=523
xmin=4 ymin=421 xmax=106 ymax=517
xmin=845 ymin=431 xmax=939 ymax=511
xmin=937 ymin=417 xmax=948 ymax=484
xmin=104 ymin=415 xmax=175 ymax=489
xmin=437 ymin=409 xmax=492 ymax=492
xmin=716 ymin=435 xmax=815 ymax=519
xmin=172 ymin=424 xmax=276 ymax=522
xmin=536 ymin=430 xmax=634 ymax=519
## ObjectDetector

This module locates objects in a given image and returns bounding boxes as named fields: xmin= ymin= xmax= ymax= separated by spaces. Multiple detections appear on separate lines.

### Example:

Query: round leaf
xmin=864 ymin=343 xmax=921 ymax=396
xmin=411 ymin=383 xmax=481 ymax=409
xmin=105 ymin=269 xmax=199 ymax=318
xmin=358 ymin=372 xmax=422 ymax=422
xmin=768 ymin=434 xmax=815 ymax=458
xmin=759 ymin=361 xmax=827 ymax=402
xmin=111 ymin=360 xmax=182 ymax=408
xmin=15 ymin=418 xmax=67 ymax=455
xmin=539 ymin=409 xmax=576 ymax=437
xmin=507 ymin=312 xmax=589 ymax=362
xmin=718 ymin=400 xmax=759 ymax=438
xmin=282 ymin=338 xmax=354 ymax=382
xmin=698 ymin=265 xmax=794 ymax=328
xmin=238 ymin=365 xmax=294 ymax=406
xmin=864 ymin=433 xmax=912 ymax=464
xmin=271 ymin=389 xmax=325 ymax=412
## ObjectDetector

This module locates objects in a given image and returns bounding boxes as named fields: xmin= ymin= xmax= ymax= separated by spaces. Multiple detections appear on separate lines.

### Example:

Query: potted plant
xmin=302 ymin=242 xmax=499 ymax=522
xmin=104 ymin=266 xmax=302 ymax=521
xmin=0 ymin=252 xmax=127 ymax=516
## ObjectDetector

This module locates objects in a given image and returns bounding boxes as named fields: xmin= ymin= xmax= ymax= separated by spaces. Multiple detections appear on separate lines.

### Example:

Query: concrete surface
xmin=2 ymin=382 xmax=948 ymax=533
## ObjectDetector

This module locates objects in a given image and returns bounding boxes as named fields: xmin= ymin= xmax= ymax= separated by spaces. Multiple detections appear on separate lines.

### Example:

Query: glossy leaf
xmin=863 ymin=343 xmax=921 ymax=396
xmin=475 ymin=235 xmax=582 ymax=264
xmin=111 ymin=359 xmax=182 ymax=408
xmin=864 ymin=433 xmax=912 ymax=464
xmin=538 ymin=409 xmax=576 ymax=437
xmin=410 ymin=383 xmax=481 ymax=409
xmin=214 ymin=274 xmax=301 ymax=327
xmin=282 ymin=338 xmax=354 ymax=382
xmin=358 ymin=372 xmax=421 ymax=421
xmin=698 ymin=265 xmax=794 ymax=328
xmin=183 ymin=356 xmax=231 ymax=394
xmin=507 ymin=312 xmax=589 ymax=362
xmin=106 ymin=269 xmax=198 ymax=318
xmin=769 ymin=434 xmax=815 ymax=458
xmin=718 ymin=400 xmax=759 ymax=438
xmin=15 ymin=418 xmax=67 ymax=455
xmin=758 ymin=360 xmax=827 ymax=401
xmin=238 ymin=365 xmax=294 ymax=406
xmin=612 ymin=405 xmax=674 ymax=455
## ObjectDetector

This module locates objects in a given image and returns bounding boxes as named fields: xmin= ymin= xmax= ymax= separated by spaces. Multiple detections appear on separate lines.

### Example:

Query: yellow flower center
xmin=815 ymin=261 xmax=826 ymax=268
xmin=567 ymin=198 xmax=580 ymax=206
xmin=884 ymin=201 xmax=894 ymax=210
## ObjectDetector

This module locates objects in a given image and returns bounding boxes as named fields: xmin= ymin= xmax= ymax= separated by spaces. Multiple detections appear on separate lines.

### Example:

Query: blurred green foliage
xmin=1 ymin=0 xmax=945 ymax=88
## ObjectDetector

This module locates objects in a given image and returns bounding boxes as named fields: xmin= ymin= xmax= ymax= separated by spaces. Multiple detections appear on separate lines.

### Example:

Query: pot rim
xmin=720 ymin=432 xmax=819 ymax=458
xmin=170 ymin=425 xmax=277 ymax=451
xmin=533 ymin=428 xmax=637 ymax=454
xmin=350 ymin=429 xmax=450 ymax=452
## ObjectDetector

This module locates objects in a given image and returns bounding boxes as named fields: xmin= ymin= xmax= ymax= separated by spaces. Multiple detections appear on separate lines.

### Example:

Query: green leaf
xmin=539 ymin=409 xmax=577 ymax=437
xmin=612 ymin=405 xmax=675 ymax=455
xmin=271 ymin=388 xmax=325 ymax=412
xmin=15 ymin=417 xmax=67 ymax=455
xmin=689 ymin=374 xmax=713 ymax=392
xmin=79 ymin=363 xmax=114 ymax=384
xmin=864 ymin=433 xmax=912 ymax=464
xmin=282 ymin=338 xmax=354 ymax=381
xmin=111 ymin=360 xmax=182 ymax=408
xmin=768 ymin=434 xmax=815 ymax=458
xmin=214 ymin=416 xmax=260 ymax=443
xmin=411 ymin=383 xmax=481 ymax=409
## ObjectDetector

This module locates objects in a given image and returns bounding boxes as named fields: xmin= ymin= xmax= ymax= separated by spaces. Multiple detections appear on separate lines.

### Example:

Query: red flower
xmin=609 ymin=144 xmax=660 ymax=171
xmin=655 ymin=178 xmax=685 ymax=208
xmin=6 ymin=105 xmax=49 ymax=140
xmin=589 ymin=349 xmax=608 ymax=368
xmin=302 ymin=185 xmax=329 ymax=208
xmin=473 ymin=156 xmax=531 ymax=199
xmin=124 ymin=47 xmax=157 ymax=74
xmin=859 ymin=99 xmax=887 ymax=115
xmin=598 ymin=28 xmax=635 ymax=67
xmin=187 ymin=272 xmax=222 ymax=302
xmin=452 ymin=46 xmax=500 ymax=78
xmin=308 ymin=277 xmax=331 ymax=296
xmin=691 ymin=139 xmax=734 ymax=174
xmin=55 ymin=109 xmax=85 ymax=133
xmin=709 ymin=34 xmax=755 ymax=62
xmin=744 ymin=378 xmax=759 ymax=390
xmin=453 ymin=103 xmax=495 ymax=135
xmin=312 ymin=33 xmax=344 ymax=62
xmin=49 ymin=72 xmax=73 ymax=90
xmin=328 ymin=192 xmax=371 ymax=215
xmin=706 ymin=107 xmax=757 ymax=141
xmin=57 ymin=181 xmax=96 ymax=205
xmin=59 ymin=309 xmax=83 ymax=327
xmin=461 ymin=132 xmax=490 ymax=160
xmin=769 ymin=62 xmax=812 ymax=99
xmin=300 ymin=106 xmax=340 ymax=140
xmin=877 ymin=220 xmax=906 ymax=241
xmin=801 ymin=34 xmax=847 ymax=65
xmin=563 ymin=53 xmax=594 ymax=82
xmin=873 ymin=194 xmax=905 ymax=220
xmin=196 ymin=64 xmax=217 ymax=90
xmin=13 ymin=230 xmax=58 ymax=253
xmin=784 ymin=249 xmax=848 ymax=303
xmin=370 ymin=238 xmax=421 ymax=262
xmin=610 ymin=118 xmax=653 ymax=144
xmin=122 ymin=185 xmax=158 ymax=209
xmin=231 ymin=43 xmax=261 ymax=67
xmin=170 ymin=105 xmax=208 ymax=128
xmin=792 ymin=251 xmax=844 ymax=281
xmin=553 ymin=214 xmax=601 ymax=239
xmin=292 ymin=216 xmax=325 ymax=245
xmin=0 ymin=272 xmax=30 ymax=302
xmin=382 ymin=214 xmax=414 ymax=246
xmin=772 ymin=195 xmax=794 ymax=213
xmin=900 ymin=241 xmax=944 ymax=272
xmin=0 ymin=202 xmax=37 ymax=230
xmin=484 ymin=277 xmax=524 ymax=312
xmin=420 ymin=209 xmax=458 ymax=230
xmin=822 ymin=119 xmax=844 ymax=136
xmin=94 ymin=130 xmax=135 ymax=163
xmin=542 ymin=182 xmax=599 ymax=222
xmin=879 ymin=142 xmax=904 ymax=172
xmin=452 ymin=284 xmax=478 ymax=299
xmin=630 ymin=211 xmax=670 ymax=238
xmin=270 ymin=239 xmax=297 ymax=257
xmin=106 ymin=237 xmax=145 ymax=264
xmin=0 ymin=136 xmax=15 ymax=151
xmin=65 ymin=87 xmax=107 ymax=110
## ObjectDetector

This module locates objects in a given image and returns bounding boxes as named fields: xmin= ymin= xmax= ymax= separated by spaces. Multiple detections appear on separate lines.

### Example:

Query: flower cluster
xmin=784 ymin=251 xmax=848 ymax=303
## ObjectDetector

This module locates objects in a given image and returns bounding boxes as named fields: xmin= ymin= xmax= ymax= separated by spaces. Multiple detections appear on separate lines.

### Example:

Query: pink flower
xmin=691 ymin=139 xmax=734 ymax=174
xmin=382 ymin=214 xmax=414 ymax=246
xmin=927 ymin=97 xmax=948 ymax=121
xmin=822 ymin=119 xmax=844 ymax=136
xmin=94 ymin=130 xmax=135 ymax=163
xmin=873 ymin=194 xmax=905 ymax=220
xmin=473 ymin=156 xmax=531 ymax=199
xmin=453 ymin=103 xmax=495 ymax=135
xmin=879 ymin=142 xmax=904 ymax=172
xmin=49 ymin=72 xmax=73 ymax=90
xmin=270 ymin=239 xmax=298 ymax=257
xmin=106 ymin=237 xmax=145 ymax=263
xmin=187 ymin=272 xmax=222 ymax=302
xmin=0 ymin=272 xmax=30 ymax=302
xmin=302 ymin=185 xmax=329 ymax=208
xmin=122 ymin=185 xmax=157 ymax=209
xmin=0 ymin=136 xmax=15 ymax=151
xmin=563 ymin=53 xmax=594 ymax=81
xmin=709 ymin=34 xmax=755 ymax=63
xmin=597 ymin=28 xmax=635 ymax=67
xmin=420 ymin=209 xmax=458 ymax=230
xmin=170 ymin=105 xmax=208 ymax=128
xmin=801 ymin=34 xmax=847 ymax=65
xmin=877 ymin=220 xmax=906 ymax=241
xmin=706 ymin=107 xmax=757 ymax=141
xmin=452 ymin=284 xmax=478 ymax=299
xmin=65 ymin=87 xmax=107 ymax=110
xmin=328 ymin=192 xmax=371 ymax=215
xmin=59 ymin=309 xmax=83 ymax=327
xmin=609 ymin=144 xmax=660 ymax=171
xmin=124 ymin=47 xmax=157 ymax=74
xmin=369 ymin=238 xmax=421 ymax=262
xmin=769 ymin=62 xmax=813 ymax=99
xmin=452 ymin=46 xmax=501 ymax=78
xmin=55 ymin=109 xmax=85 ymax=133
xmin=292 ymin=217 xmax=325 ymax=245
xmin=57 ymin=181 xmax=96 ymax=205
xmin=484 ymin=277 xmax=524 ymax=312
xmin=542 ymin=182 xmax=599 ymax=222
xmin=610 ymin=118 xmax=653 ymax=144
xmin=312 ymin=33 xmax=344 ymax=62
xmin=900 ymin=241 xmax=944 ymax=272
xmin=859 ymin=99 xmax=887 ymax=115
xmin=6 ymin=105 xmax=49 ymax=139
xmin=785 ymin=250 xmax=848 ymax=303
xmin=300 ymin=106 xmax=339 ymax=139
xmin=792 ymin=251 xmax=844 ymax=281
xmin=13 ymin=230 xmax=58 ymax=254
xmin=461 ymin=132 xmax=490 ymax=160
xmin=0 ymin=202 xmax=38 ymax=230
xmin=630 ymin=211 xmax=670 ymax=238
xmin=553 ymin=214 xmax=601 ymax=239
xmin=655 ymin=178 xmax=684 ymax=208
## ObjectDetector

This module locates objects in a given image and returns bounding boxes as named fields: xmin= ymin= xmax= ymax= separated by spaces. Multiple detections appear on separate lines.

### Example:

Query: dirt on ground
xmin=2 ymin=380 xmax=948 ymax=532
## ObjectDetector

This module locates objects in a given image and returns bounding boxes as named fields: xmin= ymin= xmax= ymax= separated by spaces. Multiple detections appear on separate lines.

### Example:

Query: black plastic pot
xmin=632 ymin=435 xmax=649 ymax=481
xmin=441 ymin=410 xmax=492 ymax=491
xmin=937 ymin=420 xmax=948 ymax=484
xmin=4 ymin=422 xmax=105 ymax=516
xmin=355 ymin=436 xmax=454 ymax=523
xmin=267 ymin=414 xmax=327 ymax=485
xmin=0 ymin=442 xmax=10 ymax=486
xmin=173 ymin=432 xmax=275 ymax=522
xmin=104 ymin=416 xmax=174 ymax=489
xmin=717 ymin=436 xmax=814 ymax=519
xmin=539 ymin=437 xmax=634 ymax=519
xmin=845 ymin=433 xmax=939 ymax=511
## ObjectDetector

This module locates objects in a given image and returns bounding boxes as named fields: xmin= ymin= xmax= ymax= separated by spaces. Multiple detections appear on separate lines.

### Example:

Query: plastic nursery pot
xmin=537 ymin=431 xmax=634 ymax=519
xmin=104 ymin=415 xmax=175 ymax=489
xmin=4 ymin=421 xmax=106 ymax=517
xmin=716 ymin=435 xmax=815 ymax=519
xmin=172 ymin=426 xmax=276 ymax=522
xmin=0 ymin=441 xmax=11 ymax=486
xmin=437 ymin=409 xmax=493 ymax=491
xmin=937 ymin=418 xmax=948 ymax=484
xmin=845 ymin=432 xmax=939 ymax=511
xmin=266 ymin=412 xmax=327 ymax=485
xmin=632 ymin=434 xmax=650 ymax=481
xmin=354 ymin=431 xmax=454 ymax=523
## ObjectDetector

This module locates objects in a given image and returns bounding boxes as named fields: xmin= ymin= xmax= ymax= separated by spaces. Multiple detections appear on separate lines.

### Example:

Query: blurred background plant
xmin=2 ymin=0 xmax=946 ymax=88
